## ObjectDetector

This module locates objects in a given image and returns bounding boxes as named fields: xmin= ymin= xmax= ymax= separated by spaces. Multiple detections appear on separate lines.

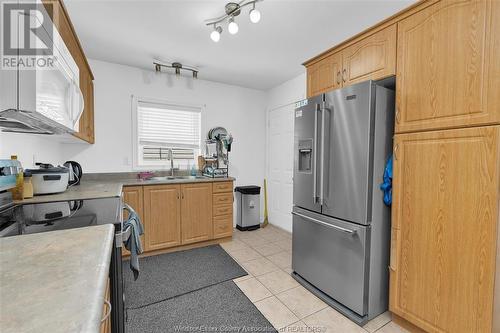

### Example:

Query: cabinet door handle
xmin=336 ymin=71 xmax=341 ymax=85
xmin=394 ymin=144 xmax=399 ymax=160
xmin=342 ymin=69 xmax=347 ymax=82
xmin=395 ymin=108 xmax=401 ymax=123
xmin=101 ymin=299 xmax=111 ymax=323
xmin=177 ymin=191 xmax=179 ymax=200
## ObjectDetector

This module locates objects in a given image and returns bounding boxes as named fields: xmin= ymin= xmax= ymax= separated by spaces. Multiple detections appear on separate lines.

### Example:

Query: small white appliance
xmin=26 ymin=163 xmax=70 ymax=195
xmin=0 ymin=5 xmax=84 ymax=134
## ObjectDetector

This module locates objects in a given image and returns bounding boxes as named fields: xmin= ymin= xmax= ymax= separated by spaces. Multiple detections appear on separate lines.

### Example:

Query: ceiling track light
xmin=205 ymin=0 xmax=263 ymax=42
xmin=154 ymin=61 xmax=199 ymax=79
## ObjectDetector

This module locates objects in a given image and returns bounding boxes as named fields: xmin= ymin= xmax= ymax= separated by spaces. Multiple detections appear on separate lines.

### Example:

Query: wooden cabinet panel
xmin=306 ymin=52 xmax=342 ymax=98
xmin=396 ymin=0 xmax=500 ymax=133
xmin=181 ymin=183 xmax=213 ymax=245
xmin=122 ymin=186 xmax=144 ymax=256
xmin=213 ymin=215 xmax=233 ymax=239
xmin=343 ymin=24 xmax=396 ymax=85
xmin=306 ymin=63 xmax=320 ymax=98
xmin=213 ymin=204 xmax=233 ymax=217
xmin=143 ymin=185 xmax=181 ymax=251
xmin=74 ymin=71 xmax=94 ymax=143
xmin=213 ymin=193 xmax=233 ymax=206
xmin=212 ymin=181 xmax=233 ymax=194
xmin=390 ymin=126 xmax=500 ymax=333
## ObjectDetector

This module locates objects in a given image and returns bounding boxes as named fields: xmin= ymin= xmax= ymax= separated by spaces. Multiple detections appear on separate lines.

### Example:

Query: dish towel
xmin=123 ymin=205 xmax=144 ymax=280
xmin=380 ymin=154 xmax=393 ymax=206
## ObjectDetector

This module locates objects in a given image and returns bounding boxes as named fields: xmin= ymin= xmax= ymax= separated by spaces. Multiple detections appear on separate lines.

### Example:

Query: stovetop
xmin=0 ymin=197 xmax=121 ymax=238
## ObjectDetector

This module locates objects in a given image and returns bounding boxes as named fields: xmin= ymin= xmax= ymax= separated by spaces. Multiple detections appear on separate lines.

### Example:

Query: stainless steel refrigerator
xmin=292 ymin=80 xmax=394 ymax=325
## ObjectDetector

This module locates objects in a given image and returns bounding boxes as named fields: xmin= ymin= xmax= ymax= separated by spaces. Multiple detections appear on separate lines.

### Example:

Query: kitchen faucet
xmin=169 ymin=148 xmax=174 ymax=177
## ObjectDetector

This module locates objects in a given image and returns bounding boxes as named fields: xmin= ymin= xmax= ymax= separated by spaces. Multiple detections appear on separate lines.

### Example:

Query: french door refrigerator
xmin=292 ymin=80 xmax=394 ymax=325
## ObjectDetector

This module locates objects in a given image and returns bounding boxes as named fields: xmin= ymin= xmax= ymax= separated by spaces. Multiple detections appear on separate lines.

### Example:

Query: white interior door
xmin=266 ymin=103 xmax=294 ymax=232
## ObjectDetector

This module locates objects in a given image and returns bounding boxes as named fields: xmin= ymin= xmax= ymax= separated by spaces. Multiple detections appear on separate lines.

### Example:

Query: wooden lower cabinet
xmin=143 ymin=185 xmax=181 ymax=251
xmin=122 ymin=186 xmax=144 ymax=256
xmin=390 ymin=126 xmax=500 ymax=333
xmin=213 ymin=215 xmax=233 ymax=239
xmin=123 ymin=181 xmax=233 ymax=255
xmin=181 ymin=183 xmax=213 ymax=244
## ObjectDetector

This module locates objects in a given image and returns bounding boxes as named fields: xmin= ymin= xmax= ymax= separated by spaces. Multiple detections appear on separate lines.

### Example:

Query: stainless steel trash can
xmin=235 ymin=186 xmax=261 ymax=231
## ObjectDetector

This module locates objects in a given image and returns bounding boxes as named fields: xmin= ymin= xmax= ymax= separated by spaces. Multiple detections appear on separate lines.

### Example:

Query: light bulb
xmin=249 ymin=8 xmax=261 ymax=23
xmin=210 ymin=29 xmax=220 ymax=42
xmin=228 ymin=18 xmax=239 ymax=35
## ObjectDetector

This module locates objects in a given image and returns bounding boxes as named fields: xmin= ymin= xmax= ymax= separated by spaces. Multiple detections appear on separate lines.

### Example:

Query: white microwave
xmin=0 ymin=4 xmax=84 ymax=134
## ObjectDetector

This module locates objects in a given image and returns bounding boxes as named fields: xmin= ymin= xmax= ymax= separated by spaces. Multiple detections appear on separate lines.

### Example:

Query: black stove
xmin=0 ymin=197 xmax=121 ymax=237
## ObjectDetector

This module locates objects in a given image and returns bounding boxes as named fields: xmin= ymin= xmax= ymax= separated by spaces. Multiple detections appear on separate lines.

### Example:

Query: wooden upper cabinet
xmin=122 ymin=186 xmax=144 ymax=256
xmin=181 ymin=183 xmax=213 ymax=245
xmin=306 ymin=25 xmax=395 ymax=97
xmin=395 ymin=0 xmax=500 ymax=133
xmin=307 ymin=51 xmax=342 ymax=97
xmin=143 ymin=185 xmax=181 ymax=251
xmin=342 ymin=24 xmax=396 ymax=86
xmin=390 ymin=126 xmax=500 ymax=333
xmin=43 ymin=0 xmax=95 ymax=143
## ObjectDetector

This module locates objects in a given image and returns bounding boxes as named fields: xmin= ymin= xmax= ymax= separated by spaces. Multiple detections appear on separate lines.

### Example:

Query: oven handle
xmin=115 ymin=203 xmax=135 ymax=247
xmin=292 ymin=211 xmax=357 ymax=235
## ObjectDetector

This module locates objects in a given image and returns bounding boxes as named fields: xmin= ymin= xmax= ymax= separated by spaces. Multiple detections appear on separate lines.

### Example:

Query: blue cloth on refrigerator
xmin=380 ymin=155 xmax=393 ymax=206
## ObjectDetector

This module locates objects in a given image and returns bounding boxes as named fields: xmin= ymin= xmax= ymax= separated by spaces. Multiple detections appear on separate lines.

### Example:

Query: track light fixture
xmin=210 ymin=25 xmax=222 ymax=42
xmin=154 ymin=61 xmax=199 ymax=79
xmin=205 ymin=0 xmax=263 ymax=42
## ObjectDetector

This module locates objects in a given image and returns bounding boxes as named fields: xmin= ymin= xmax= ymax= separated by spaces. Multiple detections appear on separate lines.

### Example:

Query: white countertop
xmin=0 ymin=224 xmax=115 ymax=333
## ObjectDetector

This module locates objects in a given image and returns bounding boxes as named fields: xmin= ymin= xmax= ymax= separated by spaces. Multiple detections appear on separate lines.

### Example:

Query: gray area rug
xmin=123 ymin=245 xmax=247 ymax=309
xmin=126 ymin=280 xmax=277 ymax=333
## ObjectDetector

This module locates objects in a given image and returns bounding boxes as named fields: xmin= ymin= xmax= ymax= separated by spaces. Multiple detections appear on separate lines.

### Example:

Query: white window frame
xmin=131 ymin=95 xmax=204 ymax=171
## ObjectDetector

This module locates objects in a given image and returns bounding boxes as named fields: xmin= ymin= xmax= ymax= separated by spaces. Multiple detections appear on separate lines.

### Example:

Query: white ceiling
xmin=65 ymin=0 xmax=415 ymax=90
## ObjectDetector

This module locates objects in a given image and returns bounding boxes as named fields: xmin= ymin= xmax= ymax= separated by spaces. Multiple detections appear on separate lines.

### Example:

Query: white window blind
xmin=135 ymin=99 xmax=201 ymax=167
xmin=138 ymin=101 xmax=201 ymax=149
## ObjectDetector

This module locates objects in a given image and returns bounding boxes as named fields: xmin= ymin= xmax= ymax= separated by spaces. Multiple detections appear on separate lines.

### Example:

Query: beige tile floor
xmin=221 ymin=225 xmax=409 ymax=333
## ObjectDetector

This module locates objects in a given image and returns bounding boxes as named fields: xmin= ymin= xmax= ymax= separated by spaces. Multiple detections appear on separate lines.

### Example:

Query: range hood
xmin=0 ymin=109 xmax=74 ymax=135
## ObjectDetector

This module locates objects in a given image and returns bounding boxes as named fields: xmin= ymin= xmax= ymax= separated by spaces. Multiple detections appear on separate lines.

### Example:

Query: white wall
xmin=266 ymin=73 xmax=306 ymax=111
xmin=0 ymin=133 xmax=65 ymax=169
xmin=265 ymin=73 xmax=306 ymax=232
xmin=62 ymin=59 xmax=267 ymax=186
xmin=1 ymin=59 xmax=267 ymax=190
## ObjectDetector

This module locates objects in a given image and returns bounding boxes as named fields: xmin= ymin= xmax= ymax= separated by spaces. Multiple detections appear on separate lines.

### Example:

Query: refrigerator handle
xmin=319 ymin=104 xmax=328 ymax=205
xmin=292 ymin=211 xmax=357 ymax=235
xmin=313 ymin=103 xmax=320 ymax=203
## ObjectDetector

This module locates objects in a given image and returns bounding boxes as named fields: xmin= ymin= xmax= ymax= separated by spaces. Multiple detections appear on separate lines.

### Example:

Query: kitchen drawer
xmin=213 ymin=204 xmax=233 ymax=217
xmin=213 ymin=193 xmax=233 ymax=206
xmin=213 ymin=214 xmax=233 ymax=239
xmin=213 ymin=181 xmax=233 ymax=193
